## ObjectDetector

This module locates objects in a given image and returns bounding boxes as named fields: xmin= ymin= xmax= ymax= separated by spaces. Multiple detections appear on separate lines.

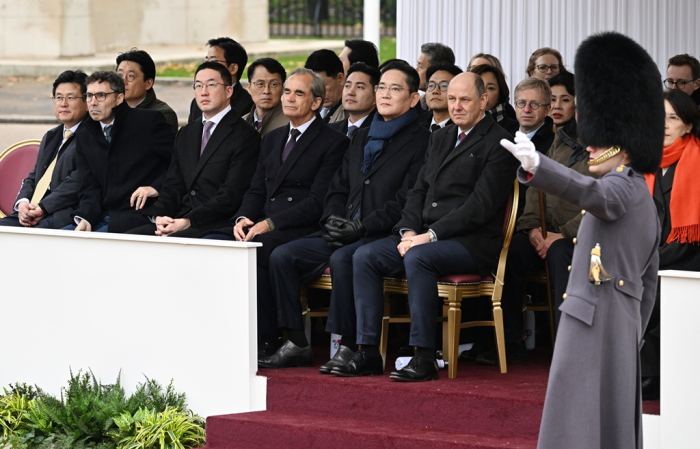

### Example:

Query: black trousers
xmin=500 ymin=232 xmax=574 ymax=344
xmin=126 ymin=223 xmax=203 ymax=238
xmin=353 ymin=236 xmax=476 ymax=350
xmin=0 ymin=212 xmax=55 ymax=229
xmin=269 ymin=237 xmax=364 ymax=337
xmin=203 ymin=228 xmax=310 ymax=337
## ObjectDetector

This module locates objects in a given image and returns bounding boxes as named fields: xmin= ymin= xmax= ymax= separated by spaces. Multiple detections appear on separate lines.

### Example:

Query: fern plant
xmin=126 ymin=378 xmax=187 ymax=415
xmin=111 ymin=407 xmax=205 ymax=449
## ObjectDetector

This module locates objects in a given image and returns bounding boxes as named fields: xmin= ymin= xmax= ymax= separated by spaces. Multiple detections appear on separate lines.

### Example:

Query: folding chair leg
xmin=492 ymin=303 xmax=508 ymax=374
xmin=379 ymin=293 xmax=391 ymax=370
xmin=447 ymin=289 xmax=462 ymax=379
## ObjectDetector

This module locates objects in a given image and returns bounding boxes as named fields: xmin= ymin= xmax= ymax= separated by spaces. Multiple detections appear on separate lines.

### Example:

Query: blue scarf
xmin=362 ymin=109 xmax=418 ymax=174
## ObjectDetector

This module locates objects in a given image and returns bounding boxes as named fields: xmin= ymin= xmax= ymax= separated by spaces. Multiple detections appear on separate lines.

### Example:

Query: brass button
xmin=618 ymin=280 xmax=624 ymax=287
xmin=562 ymin=293 xmax=568 ymax=299
xmin=567 ymin=265 xmax=571 ymax=272
xmin=581 ymin=210 xmax=586 ymax=216
xmin=573 ymin=237 xmax=577 ymax=244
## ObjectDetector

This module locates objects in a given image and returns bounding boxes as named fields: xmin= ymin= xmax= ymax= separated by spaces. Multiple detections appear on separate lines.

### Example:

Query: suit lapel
xmin=365 ymin=124 xmax=414 ymax=177
xmin=270 ymin=120 xmax=320 ymax=194
xmin=195 ymin=110 xmax=235 ymax=176
xmin=438 ymin=119 xmax=488 ymax=171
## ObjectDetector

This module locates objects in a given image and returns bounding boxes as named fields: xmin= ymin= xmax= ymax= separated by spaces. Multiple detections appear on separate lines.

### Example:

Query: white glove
xmin=500 ymin=131 xmax=540 ymax=173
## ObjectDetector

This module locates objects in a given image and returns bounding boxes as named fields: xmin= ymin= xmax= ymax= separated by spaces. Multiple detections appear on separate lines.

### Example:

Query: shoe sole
xmin=389 ymin=373 xmax=440 ymax=382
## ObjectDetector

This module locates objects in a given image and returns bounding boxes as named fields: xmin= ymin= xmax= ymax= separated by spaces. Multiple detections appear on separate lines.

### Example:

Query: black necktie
xmin=347 ymin=125 xmax=359 ymax=139
xmin=431 ymin=124 xmax=441 ymax=132
xmin=282 ymin=128 xmax=301 ymax=162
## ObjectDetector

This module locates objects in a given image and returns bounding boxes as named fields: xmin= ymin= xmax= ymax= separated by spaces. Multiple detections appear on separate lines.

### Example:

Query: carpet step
xmin=202 ymin=410 xmax=538 ymax=449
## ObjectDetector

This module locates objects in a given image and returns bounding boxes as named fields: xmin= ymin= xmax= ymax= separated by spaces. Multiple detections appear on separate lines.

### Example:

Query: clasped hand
xmin=17 ymin=201 xmax=44 ymax=227
xmin=322 ymin=215 xmax=366 ymax=247
xmin=233 ymin=217 xmax=271 ymax=241
xmin=397 ymin=231 xmax=430 ymax=257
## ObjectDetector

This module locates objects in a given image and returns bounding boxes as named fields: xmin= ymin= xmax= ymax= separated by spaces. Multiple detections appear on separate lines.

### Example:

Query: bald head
xmin=447 ymin=72 xmax=488 ymax=131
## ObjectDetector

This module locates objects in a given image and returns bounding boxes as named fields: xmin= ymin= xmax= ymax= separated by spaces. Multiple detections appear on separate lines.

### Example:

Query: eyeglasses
xmin=85 ymin=92 xmax=118 ymax=102
xmin=193 ymin=82 xmax=229 ymax=91
xmin=375 ymin=85 xmax=408 ymax=95
xmin=664 ymin=78 xmax=696 ymax=89
xmin=514 ymin=100 xmax=550 ymax=110
xmin=52 ymin=96 xmax=83 ymax=104
xmin=251 ymin=80 xmax=282 ymax=91
xmin=203 ymin=57 xmax=227 ymax=65
xmin=427 ymin=81 xmax=450 ymax=92
xmin=536 ymin=64 xmax=560 ymax=73
xmin=117 ymin=72 xmax=142 ymax=82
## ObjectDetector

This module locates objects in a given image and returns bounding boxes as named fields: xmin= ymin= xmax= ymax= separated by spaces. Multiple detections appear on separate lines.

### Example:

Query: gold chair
xmin=0 ymin=140 xmax=41 ymax=218
xmin=381 ymin=180 xmax=519 ymax=378
xmin=300 ymin=268 xmax=333 ymax=330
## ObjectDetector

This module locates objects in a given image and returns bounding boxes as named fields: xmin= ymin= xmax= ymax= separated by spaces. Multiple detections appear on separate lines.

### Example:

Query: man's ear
xmin=228 ymin=63 xmax=239 ymax=81
xmin=409 ymin=92 xmax=421 ymax=108
xmin=145 ymin=78 xmax=154 ymax=91
xmin=337 ymin=72 xmax=345 ymax=84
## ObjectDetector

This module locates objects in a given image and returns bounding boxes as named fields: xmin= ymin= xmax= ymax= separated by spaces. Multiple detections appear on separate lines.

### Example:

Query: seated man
xmin=305 ymin=49 xmax=346 ymax=123
xmin=415 ymin=42 xmax=456 ymax=110
xmin=420 ymin=63 xmax=462 ymax=131
xmin=126 ymin=62 xmax=261 ymax=238
xmin=188 ymin=37 xmax=253 ymax=123
xmin=261 ymin=61 xmax=430 ymax=370
xmin=243 ymin=58 xmax=289 ymax=136
xmin=329 ymin=62 xmax=379 ymax=137
xmin=333 ymin=73 xmax=519 ymax=381
xmin=202 ymin=68 xmax=349 ymax=354
xmin=116 ymin=48 xmax=179 ymax=132
xmin=0 ymin=70 xmax=88 ymax=229
xmin=476 ymin=103 xmax=599 ymax=366
xmin=67 ymin=71 xmax=174 ymax=233
xmin=338 ymin=39 xmax=380 ymax=74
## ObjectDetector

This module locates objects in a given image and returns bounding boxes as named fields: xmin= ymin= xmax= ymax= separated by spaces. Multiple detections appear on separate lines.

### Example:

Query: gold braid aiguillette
xmin=588 ymin=146 xmax=621 ymax=166
xmin=589 ymin=243 xmax=613 ymax=285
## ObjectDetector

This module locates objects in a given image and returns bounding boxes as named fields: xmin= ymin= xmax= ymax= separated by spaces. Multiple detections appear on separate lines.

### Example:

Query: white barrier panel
xmin=0 ymin=227 xmax=266 ymax=418
xmin=656 ymin=270 xmax=700 ymax=448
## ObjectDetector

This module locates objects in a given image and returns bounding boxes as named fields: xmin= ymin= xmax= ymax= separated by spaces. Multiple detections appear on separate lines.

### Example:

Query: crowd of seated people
xmin=2 ymin=37 xmax=698 ymax=390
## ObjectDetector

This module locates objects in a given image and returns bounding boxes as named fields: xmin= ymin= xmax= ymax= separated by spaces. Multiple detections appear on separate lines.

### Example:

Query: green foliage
xmin=0 ymin=370 xmax=202 ymax=449
xmin=112 ymin=407 xmax=205 ymax=449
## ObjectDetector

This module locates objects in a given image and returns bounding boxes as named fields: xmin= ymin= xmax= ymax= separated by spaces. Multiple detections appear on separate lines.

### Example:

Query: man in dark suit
xmin=126 ymin=62 xmax=260 ymax=238
xmin=202 ymin=68 xmax=349 ymax=354
xmin=419 ymin=63 xmax=462 ymax=132
xmin=116 ymin=48 xmax=179 ymax=132
xmin=66 ymin=71 xmax=174 ymax=233
xmin=187 ymin=37 xmax=253 ymax=123
xmin=329 ymin=63 xmax=379 ymax=137
xmin=333 ymin=73 xmax=519 ymax=381
xmin=305 ymin=50 xmax=346 ymax=123
xmin=415 ymin=42 xmax=456 ymax=111
xmin=260 ymin=61 xmax=430 ymax=370
xmin=242 ymin=58 xmax=289 ymax=136
xmin=0 ymin=70 xmax=88 ymax=229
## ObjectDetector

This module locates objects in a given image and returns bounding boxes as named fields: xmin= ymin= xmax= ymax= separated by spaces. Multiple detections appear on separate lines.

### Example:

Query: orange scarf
xmin=645 ymin=134 xmax=700 ymax=244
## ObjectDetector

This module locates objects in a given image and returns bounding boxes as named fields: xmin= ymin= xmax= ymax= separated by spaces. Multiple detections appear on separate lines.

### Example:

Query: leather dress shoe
xmin=319 ymin=345 xmax=355 ymax=374
xmin=331 ymin=350 xmax=383 ymax=377
xmin=389 ymin=355 xmax=439 ymax=382
xmin=642 ymin=376 xmax=660 ymax=401
xmin=258 ymin=338 xmax=282 ymax=357
xmin=258 ymin=340 xmax=313 ymax=368
xmin=477 ymin=341 xmax=527 ymax=366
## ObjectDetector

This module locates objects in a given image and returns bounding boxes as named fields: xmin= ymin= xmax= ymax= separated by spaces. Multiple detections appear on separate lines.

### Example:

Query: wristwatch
xmin=428 ymin=229 xmax=437 ymax=243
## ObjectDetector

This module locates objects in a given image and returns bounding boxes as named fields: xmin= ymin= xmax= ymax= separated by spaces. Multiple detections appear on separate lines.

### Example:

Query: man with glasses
xmin=260 ymin=61 xmax=429 ymax=370
xmin=420 ymin=62 xmax=462 ymax=131
xmin=243 ymin=58 xmax=289 ymax=136
xmin=126 ymin=62 xmax=260 ymax=238
xmin=188 ymin=37 xmax=253 ymax=123
xmin=116 ymin=48 xmax=178 ymax=133
xmin=329 ymin=62 xmax=379 ymax=137
xmin=665 ymin=54 xmax=700 ymax=103
xmin=0 ymin=70 xmax=88 ymax=229
xmin=66 ymin=71 xmax=174 ymax=233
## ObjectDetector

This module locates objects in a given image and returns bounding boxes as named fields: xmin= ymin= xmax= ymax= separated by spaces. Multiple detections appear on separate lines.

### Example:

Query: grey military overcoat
xmin=520 ymin=155 xmax=659 ymax=449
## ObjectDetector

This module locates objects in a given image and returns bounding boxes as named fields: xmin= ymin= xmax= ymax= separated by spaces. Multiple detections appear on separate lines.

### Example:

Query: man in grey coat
xmin=502 ymin=32 xmax=663 ymax=449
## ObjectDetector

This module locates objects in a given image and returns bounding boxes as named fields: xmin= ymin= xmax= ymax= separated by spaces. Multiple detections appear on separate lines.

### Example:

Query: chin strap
xmin=588 ymin=145 xmax=621 ymax=166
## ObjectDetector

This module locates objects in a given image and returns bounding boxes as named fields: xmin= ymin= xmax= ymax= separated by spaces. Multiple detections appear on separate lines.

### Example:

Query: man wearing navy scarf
xmin=260 ymin=62 xmax=430 ymax=370
xmin=334 ymin=72 xmax=520 ymax=381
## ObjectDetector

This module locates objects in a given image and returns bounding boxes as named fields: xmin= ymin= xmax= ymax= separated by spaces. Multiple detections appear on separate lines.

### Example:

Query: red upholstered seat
xmin=321 ymin=267 xmax=331 ymax=276
xmin=0 ymin=140 xmax=41 ymax=217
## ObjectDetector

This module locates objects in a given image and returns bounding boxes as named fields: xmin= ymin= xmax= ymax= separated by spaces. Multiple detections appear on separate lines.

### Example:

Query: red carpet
xmin=200 ymin=348 xmax=660 ymax=448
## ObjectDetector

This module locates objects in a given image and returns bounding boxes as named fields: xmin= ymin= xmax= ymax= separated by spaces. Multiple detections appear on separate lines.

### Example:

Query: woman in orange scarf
xmin=641 ymin=89 xmax=700 ymax=400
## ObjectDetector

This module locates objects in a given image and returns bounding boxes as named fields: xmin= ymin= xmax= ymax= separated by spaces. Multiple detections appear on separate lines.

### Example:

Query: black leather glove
xmin=323 ymin=217 xmax=365 ymax=247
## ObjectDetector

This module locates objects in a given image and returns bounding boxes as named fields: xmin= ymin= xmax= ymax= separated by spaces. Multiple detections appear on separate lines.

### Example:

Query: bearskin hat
xmin=575 ymin=32 xmax=664 ymax=174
